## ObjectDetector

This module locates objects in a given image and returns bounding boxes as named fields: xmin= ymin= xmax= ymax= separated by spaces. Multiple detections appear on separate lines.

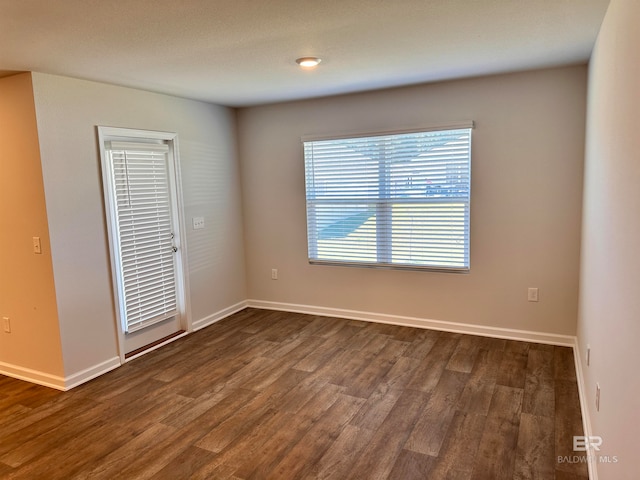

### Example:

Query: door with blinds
xmin=98 ymin=127 xmax=187 ymax=358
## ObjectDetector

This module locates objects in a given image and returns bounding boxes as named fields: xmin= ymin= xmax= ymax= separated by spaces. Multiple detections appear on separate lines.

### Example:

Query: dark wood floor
xmin=0 ymin=308 xmax=588 ymax=479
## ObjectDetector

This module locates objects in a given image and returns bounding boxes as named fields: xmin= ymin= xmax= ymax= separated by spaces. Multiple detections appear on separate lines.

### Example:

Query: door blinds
xmin=106 ymin=141 xmax=178 ymax=333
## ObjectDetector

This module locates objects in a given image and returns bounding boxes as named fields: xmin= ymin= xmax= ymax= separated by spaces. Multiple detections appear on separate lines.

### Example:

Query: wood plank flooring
xmin=0 ymin=308 xmax=588 ymax=479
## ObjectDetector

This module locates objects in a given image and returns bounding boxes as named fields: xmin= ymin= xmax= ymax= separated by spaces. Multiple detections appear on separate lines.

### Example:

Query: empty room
xmin=0 ymin=0 xmax=637 ymax=479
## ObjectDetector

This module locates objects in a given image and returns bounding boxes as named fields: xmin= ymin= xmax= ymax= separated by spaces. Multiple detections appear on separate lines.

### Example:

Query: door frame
xmin=97 ymin=126 xmax=192 ymax=363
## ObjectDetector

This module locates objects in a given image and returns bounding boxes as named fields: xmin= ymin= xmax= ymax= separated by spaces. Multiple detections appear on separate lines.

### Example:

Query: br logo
xmin=573 ymin=435 xmax=603 ymax=451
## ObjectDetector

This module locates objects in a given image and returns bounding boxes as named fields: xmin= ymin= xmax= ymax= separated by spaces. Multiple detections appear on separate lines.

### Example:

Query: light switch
xmin=33 ymin=236 xmax=42 ymax=254
xmin=192 ymin=217 xmax=205 ymax=230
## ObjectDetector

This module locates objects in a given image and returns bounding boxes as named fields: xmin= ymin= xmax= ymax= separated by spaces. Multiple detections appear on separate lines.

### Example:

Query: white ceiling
xmin=0 ymin=0 xmax=609 ymax=107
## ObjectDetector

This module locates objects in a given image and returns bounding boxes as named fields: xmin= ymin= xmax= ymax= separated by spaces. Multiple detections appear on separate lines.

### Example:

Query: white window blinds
xmin=303 ymin=126 xmax=472 ymax=271
xmin=107 ymin=141 xmax=178 ymax=332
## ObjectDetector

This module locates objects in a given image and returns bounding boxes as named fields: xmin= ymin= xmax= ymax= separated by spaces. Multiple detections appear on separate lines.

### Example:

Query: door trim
xmin=97 ymin=126 xmax=192 ymax=363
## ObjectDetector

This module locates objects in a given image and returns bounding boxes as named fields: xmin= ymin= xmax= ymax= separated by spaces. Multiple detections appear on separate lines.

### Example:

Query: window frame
xmin=302 ymin=122 xmax=473 ymax=273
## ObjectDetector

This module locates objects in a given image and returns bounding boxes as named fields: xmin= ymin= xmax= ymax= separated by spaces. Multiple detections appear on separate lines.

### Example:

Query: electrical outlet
xmin=271 ymin=268 xmax=278 ymax=280
xmin=2 ymin=317 xmax=10 ymax=333
xmin=595 ymin=383 xmax=601 ymax=412
xmin=586 ymin=344 xmax=591 ymax=366
xmin=527 ymin=287 xmax=539 ymax=302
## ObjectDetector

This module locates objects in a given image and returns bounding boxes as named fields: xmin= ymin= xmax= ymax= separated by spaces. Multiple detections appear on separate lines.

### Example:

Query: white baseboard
xmin=573 ymin=338 xmax=597 ymax=480
xmin=192 ymin=300 xmax=248 ymax=331
xmin=0 ymin=361 xmax=67 ymax=391
xmin=0 ymin=357 xmax=122 ymax=391
xmin=64 ymin=357 xmax=121 ymax=390
xmin=247 ymin=299 xmax=576 ymax=347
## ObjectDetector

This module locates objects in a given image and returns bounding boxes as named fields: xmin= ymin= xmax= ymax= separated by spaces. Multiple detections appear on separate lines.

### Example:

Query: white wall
xmin=578 ymin=0 xmax=640 ymax=478
xmin=238 ymin=66 xmax=586 ymax=336
xmin=31 ymin=73 xmax=246 ymax=379
xmin=0 ymin=73 xmax=65 ymax=381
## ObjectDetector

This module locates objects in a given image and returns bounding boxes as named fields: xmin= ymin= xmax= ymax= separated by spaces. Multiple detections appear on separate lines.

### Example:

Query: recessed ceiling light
xmin=296 ymin=57 xmax=322 ymax=68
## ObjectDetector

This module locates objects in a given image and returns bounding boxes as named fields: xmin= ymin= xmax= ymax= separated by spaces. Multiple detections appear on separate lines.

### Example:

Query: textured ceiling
xmin=0 ymin=0 xmax=609 ymax=107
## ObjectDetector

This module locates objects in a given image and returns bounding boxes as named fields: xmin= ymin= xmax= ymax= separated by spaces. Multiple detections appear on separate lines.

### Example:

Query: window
xmin=303 ymin=124 xmax=472 ymax=272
